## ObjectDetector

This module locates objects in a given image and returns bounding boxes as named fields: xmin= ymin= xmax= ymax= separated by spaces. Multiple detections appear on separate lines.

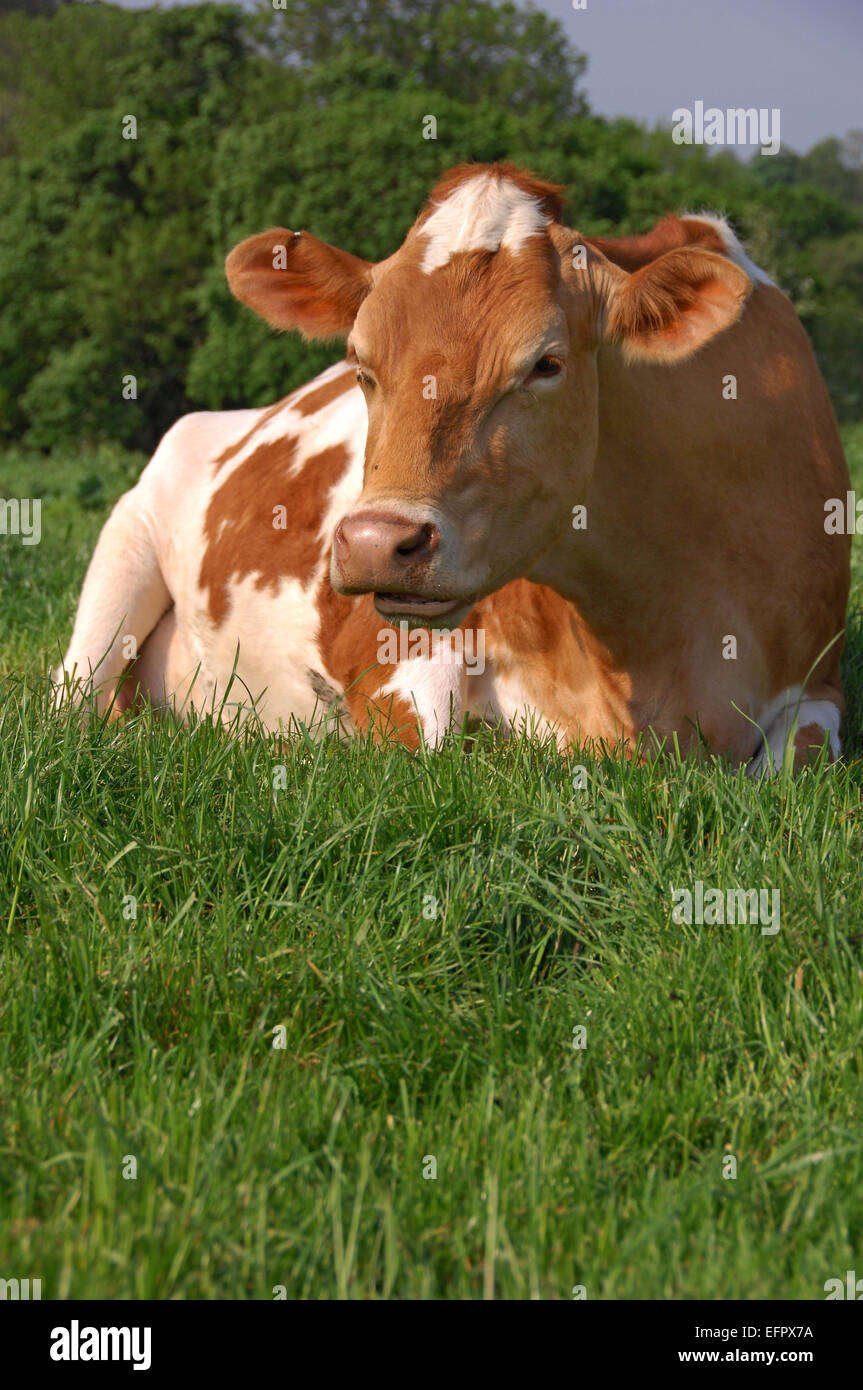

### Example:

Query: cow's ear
xmin=226 ymin=229 xmax=374 ymax=339
xmin=599 ymin=247 xmax=752 ymax=363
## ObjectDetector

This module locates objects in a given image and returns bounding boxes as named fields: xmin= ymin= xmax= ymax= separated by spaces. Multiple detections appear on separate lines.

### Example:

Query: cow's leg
xmin=112 ymin=607 xmax=202 ymax=719
xmin=54 ymin=489 xmax=171 ymax=716
xmin=381 ymin=653 xmax=466 ymax=748
xmin=747 ymin=683 xmax=843 ymax=775
xmin=339 ymin=652 xmax=465 ymax=748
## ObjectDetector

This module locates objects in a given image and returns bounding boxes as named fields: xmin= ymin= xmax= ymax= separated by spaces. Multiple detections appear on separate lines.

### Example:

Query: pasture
xmin=0 ymin=426 xmax=861 ymax=1299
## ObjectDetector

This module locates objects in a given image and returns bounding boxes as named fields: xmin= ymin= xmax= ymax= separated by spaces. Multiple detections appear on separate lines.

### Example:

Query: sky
xmin=542 ymin=0 xmax=862 ymax=154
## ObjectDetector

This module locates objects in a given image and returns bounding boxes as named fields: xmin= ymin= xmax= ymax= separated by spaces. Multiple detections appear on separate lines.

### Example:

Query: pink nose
xmin=333 ymin=510 xmax=439 ymax=591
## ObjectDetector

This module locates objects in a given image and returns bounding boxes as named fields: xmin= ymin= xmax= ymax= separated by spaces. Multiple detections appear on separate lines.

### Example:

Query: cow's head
xmin=226 ymin=163 xmax=751 ymax=627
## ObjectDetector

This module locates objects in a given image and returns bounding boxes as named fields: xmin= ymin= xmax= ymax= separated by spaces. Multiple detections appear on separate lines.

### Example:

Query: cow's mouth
xmin=374 ymin=592 xmax=471 ymax=620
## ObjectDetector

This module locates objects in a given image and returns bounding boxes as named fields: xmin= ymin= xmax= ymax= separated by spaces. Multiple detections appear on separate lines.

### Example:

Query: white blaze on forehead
xmin=419 ymin=174 xmax=549 ymax=275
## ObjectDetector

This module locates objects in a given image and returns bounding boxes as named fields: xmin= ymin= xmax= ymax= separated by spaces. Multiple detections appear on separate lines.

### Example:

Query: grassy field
xmin=0 ymin=427 xmax=862 ymax=1300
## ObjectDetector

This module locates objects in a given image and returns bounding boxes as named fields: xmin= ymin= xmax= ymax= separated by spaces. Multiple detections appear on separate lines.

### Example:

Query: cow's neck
xmin=528 ymin=347 xmax=717 ymax=675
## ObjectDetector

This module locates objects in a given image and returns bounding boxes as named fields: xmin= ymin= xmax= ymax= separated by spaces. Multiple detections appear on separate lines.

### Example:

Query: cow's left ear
xmin=598 ymin=248 xmax=753 ymax=363
xmin=226 ymin=228 xmax=374 ymax=339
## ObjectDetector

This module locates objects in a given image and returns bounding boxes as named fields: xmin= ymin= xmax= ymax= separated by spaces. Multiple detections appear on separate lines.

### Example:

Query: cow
xmin=55 ymin=162 xmax=851 ymax=771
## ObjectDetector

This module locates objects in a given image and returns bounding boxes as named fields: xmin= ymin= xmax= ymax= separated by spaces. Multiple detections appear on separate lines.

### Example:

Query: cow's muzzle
xmin=331 ymin=506 xmax=479 ymax=625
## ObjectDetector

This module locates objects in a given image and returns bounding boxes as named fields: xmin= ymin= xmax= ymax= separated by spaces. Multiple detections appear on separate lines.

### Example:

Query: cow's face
xmin=227 ymin=164 xmax=750 ymax=628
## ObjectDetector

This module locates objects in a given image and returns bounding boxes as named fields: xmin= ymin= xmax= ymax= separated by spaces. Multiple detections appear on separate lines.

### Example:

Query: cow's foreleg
xmin=54 ymin=489 xmax=171 ymax=717
xmin=747 ymin=683 xmax=844 ymax=775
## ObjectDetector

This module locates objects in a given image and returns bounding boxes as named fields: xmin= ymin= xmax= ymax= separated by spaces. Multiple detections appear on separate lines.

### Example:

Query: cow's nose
xmin=333 ymin=510 xmax=439 ymax=588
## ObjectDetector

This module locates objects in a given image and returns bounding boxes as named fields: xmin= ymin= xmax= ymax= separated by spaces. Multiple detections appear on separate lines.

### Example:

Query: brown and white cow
xmin=56 ymin=163 xmax=851 ymax=770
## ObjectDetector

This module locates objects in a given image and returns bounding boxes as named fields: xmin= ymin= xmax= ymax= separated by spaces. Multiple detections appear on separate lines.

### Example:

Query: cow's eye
xmin=525 ymin=356 xmax=563 ymax=385
xmin=356 ymin=367 xmax=375 ymax=389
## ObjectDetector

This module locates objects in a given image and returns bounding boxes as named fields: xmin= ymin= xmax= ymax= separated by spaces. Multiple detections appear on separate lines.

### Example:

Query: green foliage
xmin=256 ymin=0 xmax=588 ymax=120
xmin=0 ymin=5 xmax=255 ymax=447
xmin=0 ymin=2 xmax=135 ymax=157
xmin=0 ymin=0 xmax=860 ymax=451
xmin=752 ymin=134 xmax=863 ymax=209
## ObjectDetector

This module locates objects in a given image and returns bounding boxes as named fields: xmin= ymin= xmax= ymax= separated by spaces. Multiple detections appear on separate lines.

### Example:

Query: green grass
xmin=0 ymin=427 xmax=862 ymax=1300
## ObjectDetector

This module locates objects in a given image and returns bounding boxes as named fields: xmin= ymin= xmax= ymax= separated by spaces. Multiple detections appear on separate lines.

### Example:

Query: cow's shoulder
xmin=138 ymin=362 xmax=361 ymax=504
xmin=136 ymin=404 xmax=285 ymax=504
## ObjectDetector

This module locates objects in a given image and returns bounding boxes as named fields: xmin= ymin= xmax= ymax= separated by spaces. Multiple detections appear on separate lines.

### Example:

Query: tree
xmin=0 ymin=0 xmax=860 ymax=451
xmin=0 ymin=2 xmax=135 ymax=157
xmin=0 ymin=5 xmax=256 ymax=447
xmin=0 ymin=0 xmax=65 ymax=14
xmin=255 ymin=0 xmax=588 ymax=120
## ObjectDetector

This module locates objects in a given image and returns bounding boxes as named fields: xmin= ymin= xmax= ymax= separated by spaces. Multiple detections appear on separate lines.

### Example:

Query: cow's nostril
xmin=333 ymin=520 xmax=350 ymax=559
xmin=395 ymin=522 xmax=438 ymax=559
xmin=332 ymin=510 xmax=441 ymax=592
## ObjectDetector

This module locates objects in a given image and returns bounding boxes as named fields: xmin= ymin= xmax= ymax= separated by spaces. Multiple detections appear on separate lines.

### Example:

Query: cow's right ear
xmin=593 ymin=246 xmax=752 ymax=363
xmin=225 ymin=229 xmax=374 ymax=339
